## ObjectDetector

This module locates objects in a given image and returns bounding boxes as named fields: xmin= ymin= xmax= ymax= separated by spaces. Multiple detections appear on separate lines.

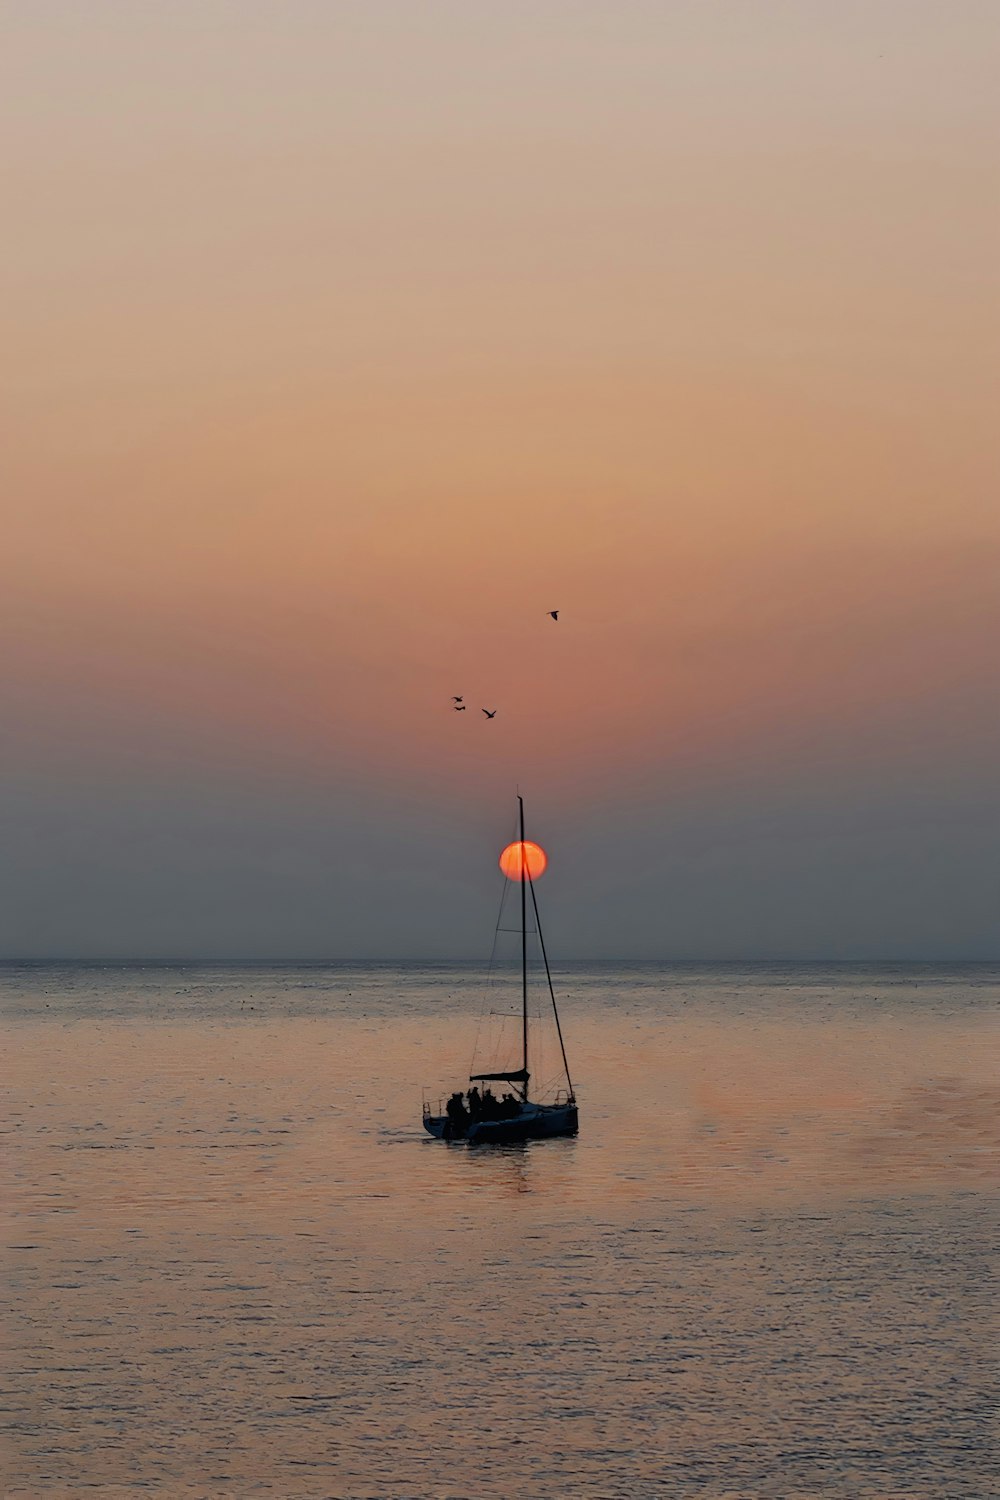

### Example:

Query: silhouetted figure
xmin=547 ymin=610 xmax=559 ymax=621
xmin=482 ymin=709 xmax=497 ymax=718
xmin=481 ymin=1088 xmax=499 ymax=1119
xmin=451 ymin=696 xmax=464 ymax=703
xmin=453 ymin=704 xmax=467 ymax=711
xmin=467 ymin=1086 xmax=481 ymax=1117
xmin=444 ymin=1091 xmax=468 ymax=1139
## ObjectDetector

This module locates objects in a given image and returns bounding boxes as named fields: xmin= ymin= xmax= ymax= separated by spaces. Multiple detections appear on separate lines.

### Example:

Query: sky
xmin=2 ymin=1 xmax=998 ymax=960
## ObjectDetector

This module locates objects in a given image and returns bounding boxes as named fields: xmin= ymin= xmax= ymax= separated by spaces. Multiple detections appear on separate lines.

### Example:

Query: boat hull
xmin=423 ymin=1102 xmax=578 ymax=1145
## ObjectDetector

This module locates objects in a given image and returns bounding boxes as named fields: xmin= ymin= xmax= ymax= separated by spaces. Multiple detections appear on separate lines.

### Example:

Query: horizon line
xmin=1 ymin=955 xmax=997 ymax=967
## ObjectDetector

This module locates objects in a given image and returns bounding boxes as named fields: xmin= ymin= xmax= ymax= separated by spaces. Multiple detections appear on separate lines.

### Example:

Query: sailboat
xmin=423 ymin=796 xmax=578 ymax=1145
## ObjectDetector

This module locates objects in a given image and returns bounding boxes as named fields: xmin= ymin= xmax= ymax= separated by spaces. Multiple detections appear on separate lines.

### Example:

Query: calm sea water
xmin=4 ymin=962 xmax=998 ymax=1499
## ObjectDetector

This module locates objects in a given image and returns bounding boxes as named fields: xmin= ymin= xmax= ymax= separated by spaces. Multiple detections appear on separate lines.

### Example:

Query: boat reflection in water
xmin=423 ymin=797 xmax=578 ymax=1146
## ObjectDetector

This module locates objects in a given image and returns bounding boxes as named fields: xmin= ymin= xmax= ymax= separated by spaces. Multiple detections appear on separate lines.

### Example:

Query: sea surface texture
xmin=4 ymin=962 xmax=998 ymax=1499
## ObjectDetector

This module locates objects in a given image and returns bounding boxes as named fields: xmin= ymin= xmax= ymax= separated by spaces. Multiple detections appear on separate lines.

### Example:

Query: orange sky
xmin=2 ymin=2 xmax=998 ymax=955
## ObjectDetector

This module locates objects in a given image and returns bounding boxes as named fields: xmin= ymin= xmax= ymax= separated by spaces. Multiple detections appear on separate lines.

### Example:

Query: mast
xmin=519 ymin=795 xmax=529 ymax=1099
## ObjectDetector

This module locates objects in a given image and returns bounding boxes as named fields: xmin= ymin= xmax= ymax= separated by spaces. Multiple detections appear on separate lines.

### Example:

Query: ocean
xmin=4 ymin=962 xmax=998 ymax=1498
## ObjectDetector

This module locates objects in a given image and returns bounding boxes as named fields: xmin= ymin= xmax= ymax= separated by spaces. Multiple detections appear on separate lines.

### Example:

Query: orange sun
xmin=499 ymin=840 xmax=548 ymax=881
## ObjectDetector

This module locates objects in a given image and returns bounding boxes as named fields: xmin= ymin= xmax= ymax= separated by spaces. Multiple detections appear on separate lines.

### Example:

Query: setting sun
xmin=499 ymin=840 xmax=548 ymax=881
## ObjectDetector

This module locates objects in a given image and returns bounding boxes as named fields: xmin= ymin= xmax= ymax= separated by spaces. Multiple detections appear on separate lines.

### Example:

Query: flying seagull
xmin=547 ymin=610 xmax=559 ymax=621
xmin=451 ymin=695 xmax=464 ymax=702
xmin=453 ymin=704 xmax=467 ymax=711
xmin=482 ymin=709 xmax=497 ymax=718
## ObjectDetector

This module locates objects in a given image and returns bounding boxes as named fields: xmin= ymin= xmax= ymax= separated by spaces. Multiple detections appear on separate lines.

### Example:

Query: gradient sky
xmin=2 ymin=1 xmax=998 ymax=959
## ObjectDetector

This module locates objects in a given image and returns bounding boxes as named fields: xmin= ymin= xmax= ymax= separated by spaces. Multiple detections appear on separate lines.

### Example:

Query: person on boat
xmin=444 ymin=1092 xmax=468 ymax=1138
xmin=481 ymin=1088 xmax=499 ymax=1119
xmin=467 ymin=1086 xmax=481 ymax=1118
xmin=501 ymin=1093 xmax=521 ymax=1116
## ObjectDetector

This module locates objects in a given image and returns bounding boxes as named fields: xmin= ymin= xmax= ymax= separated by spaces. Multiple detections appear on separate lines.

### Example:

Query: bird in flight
xmin=547 ymin=610 xmax=559 ymax=621
xmin=451 ymin=695 xmax=464 ymax=703
xmin=482 ymin=709 xmax=497 ymax=719
xmin=453 ymin=704 xmax=467 ymax=711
